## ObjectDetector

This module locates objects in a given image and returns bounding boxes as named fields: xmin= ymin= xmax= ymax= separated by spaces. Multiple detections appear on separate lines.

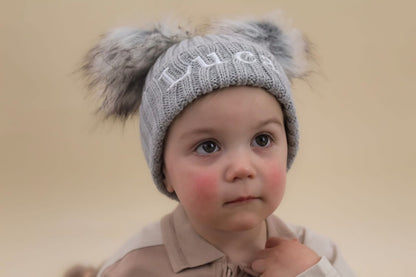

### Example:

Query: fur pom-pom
xmin=82 ymin=22 xmax=191 ymax=119
xmin=207 ymin=15 xmax=311 ymax=80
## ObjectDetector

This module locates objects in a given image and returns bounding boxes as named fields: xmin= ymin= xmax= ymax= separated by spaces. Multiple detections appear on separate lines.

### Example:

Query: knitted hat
xmin=82 ymin=16 xmax=311 ymax=199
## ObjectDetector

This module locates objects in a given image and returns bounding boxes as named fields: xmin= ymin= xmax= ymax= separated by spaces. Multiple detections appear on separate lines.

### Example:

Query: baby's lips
xmin=225 ymin=196 xmax=259 ymax=204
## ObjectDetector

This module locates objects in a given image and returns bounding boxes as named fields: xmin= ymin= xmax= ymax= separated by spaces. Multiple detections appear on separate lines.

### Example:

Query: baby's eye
xmin=252 ymin=134 xmax=272 ymax=148
xmin=195 ymin=141 xmax=220 ymax=155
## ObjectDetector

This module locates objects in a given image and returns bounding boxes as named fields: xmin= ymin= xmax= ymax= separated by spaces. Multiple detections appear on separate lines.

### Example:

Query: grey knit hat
xmin=82 ymin=17 xmax=311 ymax=199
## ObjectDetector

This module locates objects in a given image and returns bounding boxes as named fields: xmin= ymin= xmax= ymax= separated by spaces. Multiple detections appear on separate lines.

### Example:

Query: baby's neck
xmin=191 ymin=220 xmax=267 ymax=266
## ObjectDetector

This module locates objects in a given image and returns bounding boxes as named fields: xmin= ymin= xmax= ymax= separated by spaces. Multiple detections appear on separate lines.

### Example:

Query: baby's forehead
xmin=168 ymin=86 xmax=285 ymax=130
xmin=188 ymin=86 xmax=283 ymax=109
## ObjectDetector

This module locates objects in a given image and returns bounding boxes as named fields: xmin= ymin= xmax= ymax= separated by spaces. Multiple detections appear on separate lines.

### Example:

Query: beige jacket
xmin=98 ymin=205 xmax=355 ymax=277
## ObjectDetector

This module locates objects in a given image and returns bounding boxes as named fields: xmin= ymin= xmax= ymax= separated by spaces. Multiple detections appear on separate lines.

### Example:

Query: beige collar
xmin=161 ymin=204 xmax=296 ymax=274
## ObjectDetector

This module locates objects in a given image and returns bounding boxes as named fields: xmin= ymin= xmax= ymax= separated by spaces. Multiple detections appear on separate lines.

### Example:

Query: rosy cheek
xmin=188 ymin=172 xmax=218 ymax=203
xmin=263 ymin=163 xmax=286 ymax=192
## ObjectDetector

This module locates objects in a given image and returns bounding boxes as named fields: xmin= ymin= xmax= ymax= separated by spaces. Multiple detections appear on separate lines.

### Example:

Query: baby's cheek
xmin=188 ymin=172 xmax=219 ymax=203
xmin=263 ymin=163 xmax=286 ymax=192
xmin=181 ymin=172 xmax=219 ymax=222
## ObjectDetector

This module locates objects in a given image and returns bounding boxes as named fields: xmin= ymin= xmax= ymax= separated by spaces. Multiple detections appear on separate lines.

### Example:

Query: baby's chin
xmin=218 ymin=212 xmax=269 ymax=232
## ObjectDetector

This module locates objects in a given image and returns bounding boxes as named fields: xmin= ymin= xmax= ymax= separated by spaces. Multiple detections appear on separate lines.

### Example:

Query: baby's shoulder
xmin=286 ymin=223 xmax=337 ymax=256
xmin=286 ymin=222 xmax=356 ymax=276
xmin=268 ymin=215 xmax=338 ymax=259
xmin=97 ymin=221 xmax=170 ymax=277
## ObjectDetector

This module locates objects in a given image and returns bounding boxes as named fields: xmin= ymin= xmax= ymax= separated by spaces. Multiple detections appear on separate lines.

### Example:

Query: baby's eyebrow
xmin=179 ymin=127 xmax=217 ymax=140
xmin=257 ymin=118 xmax=284 ymax=129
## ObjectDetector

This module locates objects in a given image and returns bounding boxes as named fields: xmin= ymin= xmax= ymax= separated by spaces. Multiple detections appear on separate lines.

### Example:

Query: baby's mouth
xmin=225 ymin=196 xmax=259 ymax=205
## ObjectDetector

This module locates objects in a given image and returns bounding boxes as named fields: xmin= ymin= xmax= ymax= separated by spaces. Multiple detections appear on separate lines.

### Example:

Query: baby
xmin=81 ymin=14 xmax=355 ymax=277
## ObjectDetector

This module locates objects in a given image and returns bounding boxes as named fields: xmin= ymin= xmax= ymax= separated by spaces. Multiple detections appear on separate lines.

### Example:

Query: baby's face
xmin=163 ymin=86 xmax=287 ymax=233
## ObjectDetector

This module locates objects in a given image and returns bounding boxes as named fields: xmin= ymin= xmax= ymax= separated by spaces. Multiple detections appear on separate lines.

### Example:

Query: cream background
xmin=1 ymin=0 xmax=415 ymax=276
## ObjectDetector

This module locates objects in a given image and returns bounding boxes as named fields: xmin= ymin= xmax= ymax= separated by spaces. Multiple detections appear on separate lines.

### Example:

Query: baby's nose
xmin=224 ymin=151 xmax=256 ymax=182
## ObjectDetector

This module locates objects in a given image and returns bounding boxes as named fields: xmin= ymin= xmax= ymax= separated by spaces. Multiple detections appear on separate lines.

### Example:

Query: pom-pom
xmin=82 ymin=21 xmax=191 ymax=119
xmin=207 ymin=14 xmax=312 ymax=80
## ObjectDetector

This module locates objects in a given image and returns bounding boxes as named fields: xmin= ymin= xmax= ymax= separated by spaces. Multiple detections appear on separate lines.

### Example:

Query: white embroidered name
xmin=157 ymin=51 xmax=280 ymax=90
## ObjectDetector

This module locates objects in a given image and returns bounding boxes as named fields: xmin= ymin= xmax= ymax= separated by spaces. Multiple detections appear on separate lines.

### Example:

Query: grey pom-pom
xmin=208 ymin=16 xmax=311 ymax=80
xmin=82 ymin=22 xmax=191 ymax=119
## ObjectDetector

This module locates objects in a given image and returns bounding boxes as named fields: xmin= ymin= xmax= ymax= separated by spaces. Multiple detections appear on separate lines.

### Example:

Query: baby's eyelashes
xmin=195 ymin=140 xmax=220 ymax=155
xmin=251 ymin=133 xmax=274 ymax=148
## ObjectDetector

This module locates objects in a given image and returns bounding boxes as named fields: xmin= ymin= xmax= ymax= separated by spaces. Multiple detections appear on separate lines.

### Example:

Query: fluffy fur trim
xmin=82 ymin=21 xmax=191 ymax=119
xmin=82 ymin=14 xmax=310 ymax=119
xmin=207 ymin=15 xmax=311 ymax=80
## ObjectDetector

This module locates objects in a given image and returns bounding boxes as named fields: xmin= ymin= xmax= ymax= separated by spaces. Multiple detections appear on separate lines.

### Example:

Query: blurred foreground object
xmin=63 ymin=264 xmax=98 ymax=277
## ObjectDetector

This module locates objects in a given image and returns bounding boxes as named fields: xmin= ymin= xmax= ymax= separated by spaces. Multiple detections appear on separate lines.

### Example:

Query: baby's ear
xmin=162 ymin=165 xmax=175 ymax=193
